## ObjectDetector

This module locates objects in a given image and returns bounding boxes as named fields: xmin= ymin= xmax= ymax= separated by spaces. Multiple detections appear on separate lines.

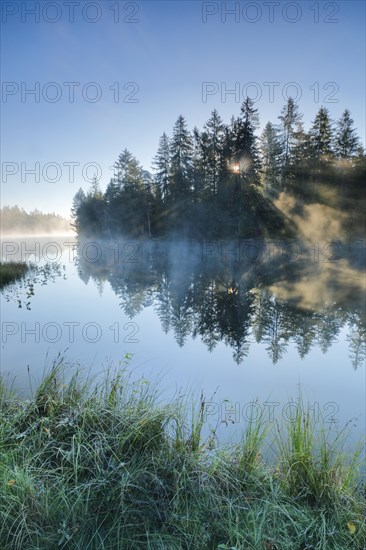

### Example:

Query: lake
xmin=1 ymin=236 xmax=365 ymax=450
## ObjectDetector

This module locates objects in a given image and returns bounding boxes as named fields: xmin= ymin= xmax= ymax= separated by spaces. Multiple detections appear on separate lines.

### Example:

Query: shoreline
xmin=1 ymin=362 xmax=365 ymax=548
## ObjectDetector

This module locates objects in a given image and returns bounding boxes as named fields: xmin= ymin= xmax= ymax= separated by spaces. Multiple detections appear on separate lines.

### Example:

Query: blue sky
xmin=1 ymin=0 xmax=365 ymax=217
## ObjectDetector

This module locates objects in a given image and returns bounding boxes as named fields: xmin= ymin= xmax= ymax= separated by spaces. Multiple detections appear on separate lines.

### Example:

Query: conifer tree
xmin=89 ymin=175 xmax=103 ymax=199
xmin=334 ymin=109 xmax=360 ymax=159
xmin=105 ymin=149 xmax=150 ymax=235
xmin=232 ymin=97 xmax=261 ymax=185
xmin=152 ymin=133 xmax=171 ymax=202
xmin=191 ymin=126 xmax=207 ymax=201
xmin=309 ymin=106 xmax=333 ymax=158
xmin=169 ymin=115 xmax=193 ymax=200
xmin=260 ymin=122 xmax=283 ymax=188
xmin=71 ymin=188 xmax=86 ymax=219
xmin=112 ymin=149 xmax=134 ymax=189
xmin=203 ymin=109 xmax=226 ymax=196
xmin=278 ymin=97 xmax=303 ymax=175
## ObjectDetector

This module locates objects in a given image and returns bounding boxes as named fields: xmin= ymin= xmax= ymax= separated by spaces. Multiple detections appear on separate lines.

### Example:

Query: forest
xmin=0 ymin=206 xmax=71 ymax=235
xmin=71 ymin=98 xmax=365 ymax=239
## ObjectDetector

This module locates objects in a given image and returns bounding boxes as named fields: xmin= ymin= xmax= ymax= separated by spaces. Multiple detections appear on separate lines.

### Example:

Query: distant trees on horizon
xmin=72 ymin=99 xmax=365 ymax=239
xmin=1 ymin=206 xmax=71 ymax=235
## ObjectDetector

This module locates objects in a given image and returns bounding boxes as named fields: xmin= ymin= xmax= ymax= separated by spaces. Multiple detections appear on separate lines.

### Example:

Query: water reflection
xmin=74 ymin=239 xmax=365 ymax=368
xmin=2 ymin=263 xmax=66 ymax=309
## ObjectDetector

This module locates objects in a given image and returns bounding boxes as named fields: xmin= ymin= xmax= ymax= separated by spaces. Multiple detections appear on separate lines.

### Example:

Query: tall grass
xmin=0 ymin=361 xmax=365 ymax=549
xmin=274 ymin=395 xmax=365 ymax=508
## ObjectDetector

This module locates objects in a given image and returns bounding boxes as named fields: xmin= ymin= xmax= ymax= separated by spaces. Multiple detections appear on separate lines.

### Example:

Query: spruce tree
xmin=105 ymin=149 xmax=149 ymax=235
xmin=71 ymin=188 xmax=86 ymax=232
xmin=291 ymin=123 xmax=312 ymax=184
xmin=334 ymin=109 xmax=360 ymax=159
xmin=278 ymin=97 xmax=303 ymax=176
xmin=232 ymin=97 xmax=261 ymax=185
xmin=260 ymin=122 xmax=283 ymax=188
xmin=89 ymin=175 xmax=103 ymax=199
xmin=309 ymin=106 xmax=333 ymax=158
xmin=152 ymin=133 xmax=171 ymax=202
xmin=169 ymin=115 xmax=193 ymax=201
xmin=203 ymin=109 xmax=226 ymax=196
xmin=192 ymin=126 xmax=207 ymax=201
xmin=112 ymin=149 xmax=134 ymax=189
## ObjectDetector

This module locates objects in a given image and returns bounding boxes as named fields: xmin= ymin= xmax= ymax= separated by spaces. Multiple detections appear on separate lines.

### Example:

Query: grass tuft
xmin=0 ymin=261 xmax=30 ymax=289
xmin=0 ymin=361 xmax=365 ymax=549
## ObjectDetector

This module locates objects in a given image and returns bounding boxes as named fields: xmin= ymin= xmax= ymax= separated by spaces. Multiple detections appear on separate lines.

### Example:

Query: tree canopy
xmin=72 ymin=100 xmax=365 ymax=239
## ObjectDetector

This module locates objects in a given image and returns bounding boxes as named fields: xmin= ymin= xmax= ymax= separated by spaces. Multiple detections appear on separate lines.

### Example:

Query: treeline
xmin=72 ymin=99 xmax=365 ymax=238
xmin=1 ymin=206 xmax=71 ymax=235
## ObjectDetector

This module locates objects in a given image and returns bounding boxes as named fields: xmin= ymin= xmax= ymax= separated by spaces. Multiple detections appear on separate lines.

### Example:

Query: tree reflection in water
xmin=72 ymin=238 xmax=365 ymax=369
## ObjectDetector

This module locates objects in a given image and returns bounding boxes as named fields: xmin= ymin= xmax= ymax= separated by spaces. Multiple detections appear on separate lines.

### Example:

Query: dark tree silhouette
xmin=71 ymin=102 xmax=364 ymax=240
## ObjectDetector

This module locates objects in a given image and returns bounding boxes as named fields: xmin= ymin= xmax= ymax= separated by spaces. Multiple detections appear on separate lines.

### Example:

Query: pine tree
xmin=141 ymin=169 xmax=154 ymax=236
xmin=232 ymin=97 xmax=261 ymax=185
xmin=126 ymin=157 xmax=145 ymax=190
xmin=291 ymin=123 xmax=312 ymax=184
xmin=203 ymin=109 xmax=226 ymax=196
xmin=71 ymin=188 xmax=86 ymax=219
xmin=170 ymin=115 xmax=193 ymax=201
xmin=152 ymin=133 xmax=171 ymax=202
xmin=88 ymin=175 xmax=103 ymax=199
xmin=259 ymin=122 xmax=283 ymax=188
xmin=278 ymin=98 xmax=303 ymax=176
xmin=105 ymin=149 xmax=149 ymax=235
xmin=334 ymin=109 xmax=360 ymax=159
xmin=112 ymin=149 xmax=133 ymax=189
xmin=219 ymin=123 xmax=234 ymax=184
xmin=309 ymin=106 xmax=333 ymax=158
xmin=71 ymin=182 xmax=105 ymax=237
xmin=191 ymin=126 xmax=207 ymax=201
xmin=71 ymin=188 xmax=86 ymax=232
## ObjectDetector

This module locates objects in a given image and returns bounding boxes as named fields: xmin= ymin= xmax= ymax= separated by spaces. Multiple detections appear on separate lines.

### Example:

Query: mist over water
xmin=0 ymin=206 xmax=72 ymax=238
xmin=1 ymin=189 xmax=365 ymax=452
xmin=1 ymin=232 xmax=364 ymax=451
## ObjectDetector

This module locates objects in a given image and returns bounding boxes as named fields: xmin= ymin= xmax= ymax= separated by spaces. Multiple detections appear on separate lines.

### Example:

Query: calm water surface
xmin=1 ymin=236 xmax=365 ymax=448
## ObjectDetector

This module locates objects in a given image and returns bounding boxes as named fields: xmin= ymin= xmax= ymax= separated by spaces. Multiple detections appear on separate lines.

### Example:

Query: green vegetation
xmin=1 ymin=360 xmax=365 ymax=549
xmin=72 ymin=100 xmax=365 ymax=239
xmin=0 ymin=262 xmax=29 ymax=289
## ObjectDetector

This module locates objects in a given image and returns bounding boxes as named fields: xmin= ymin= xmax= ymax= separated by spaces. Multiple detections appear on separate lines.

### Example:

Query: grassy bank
xmin=0 ymin=361 xmax=365 ymax=549
xmin=0 ymin=261 xmax=29 ymax=289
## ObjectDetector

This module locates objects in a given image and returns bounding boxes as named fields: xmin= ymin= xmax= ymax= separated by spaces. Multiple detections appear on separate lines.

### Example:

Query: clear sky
xmin=1 ymin=0 xmax=365 ymax=217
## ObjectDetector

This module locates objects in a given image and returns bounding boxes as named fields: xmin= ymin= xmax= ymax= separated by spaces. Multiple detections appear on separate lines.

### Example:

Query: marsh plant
xmin=0 ymin=358 xmax=365 ymax=549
